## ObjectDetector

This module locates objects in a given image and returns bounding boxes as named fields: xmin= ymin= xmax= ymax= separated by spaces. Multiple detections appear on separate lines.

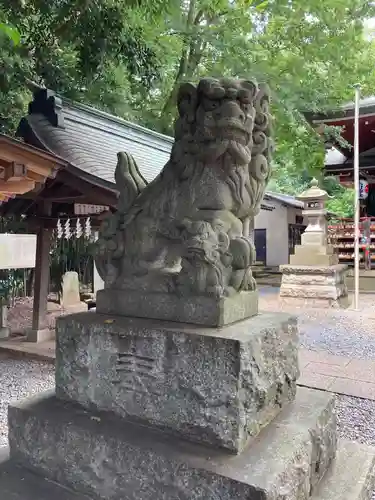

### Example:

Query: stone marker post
xmin=5 ymin=79 xmax=374 ymax=500
xmin=61 ymin=271 xmax=88 ymax=313
xmin=280 ymin=178 xmax=349 ymax=308
xmin=0 ymin=300 xmax=9 ymax=339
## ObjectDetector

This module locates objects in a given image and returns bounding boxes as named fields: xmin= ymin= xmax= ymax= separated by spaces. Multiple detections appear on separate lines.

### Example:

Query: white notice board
xmin=0 ymin=234 xmax=36 ymax=270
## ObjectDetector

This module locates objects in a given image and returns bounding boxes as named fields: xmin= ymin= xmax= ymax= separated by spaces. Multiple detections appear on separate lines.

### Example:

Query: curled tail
xmin=115 ymin=152 xmax=148 ymax=213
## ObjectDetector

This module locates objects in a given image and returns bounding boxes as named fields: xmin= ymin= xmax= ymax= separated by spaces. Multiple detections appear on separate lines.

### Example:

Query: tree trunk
xmin=161 ymin=0 xmax=200 ymax=127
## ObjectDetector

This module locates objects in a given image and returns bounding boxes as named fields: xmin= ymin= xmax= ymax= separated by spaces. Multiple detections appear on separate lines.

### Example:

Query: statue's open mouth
xmin=216 ymin=119 xmax=251 ymax=145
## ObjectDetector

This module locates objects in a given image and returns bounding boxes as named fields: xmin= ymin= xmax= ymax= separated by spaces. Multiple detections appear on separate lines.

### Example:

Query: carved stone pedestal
xmin=55 ymin=312 xmax=298 ymax=453
xmin=280 ymin=264 xmax=350 ymax=308
xmin=2 ymin=309 xmax=374 ymax=500
xmin=96 ymin=289 xmax=258 ymax=327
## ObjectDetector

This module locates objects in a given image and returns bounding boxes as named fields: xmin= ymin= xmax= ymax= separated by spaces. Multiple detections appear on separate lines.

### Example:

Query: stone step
xmin=2 ymin=441 xmax=374 ymax=500
xmin=8 ymin=387 xmax=336 ymax=500
xmin=311 ymin=440 xmax=375 ymax=500
xmin=0 ymin=448 xmax=92 ymax=500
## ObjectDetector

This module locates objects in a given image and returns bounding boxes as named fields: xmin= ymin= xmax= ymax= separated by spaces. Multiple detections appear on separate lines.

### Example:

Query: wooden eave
xmin=0 ymin=134 xmax=68 ymax=203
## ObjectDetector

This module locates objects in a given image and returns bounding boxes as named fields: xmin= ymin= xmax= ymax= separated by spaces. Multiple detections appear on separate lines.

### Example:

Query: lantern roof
xmin=296 ymin=178 xmax=329 ymax=202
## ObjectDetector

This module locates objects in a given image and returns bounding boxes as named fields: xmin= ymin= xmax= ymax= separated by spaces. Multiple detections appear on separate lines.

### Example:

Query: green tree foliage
xmin=268 ymin=168 xmax=355 ymax=218
xmin=0 ymin=21 xmax=20 ymax=45
xmin=323 ymin=177 xmax=355 ymax=218
xmin=0 ymin=0 xmax=173 ymax=133
xmin=1 ymin=0 xmax=374 ymax=207
xmin=132 ymin=0 xmax=375 ymax=176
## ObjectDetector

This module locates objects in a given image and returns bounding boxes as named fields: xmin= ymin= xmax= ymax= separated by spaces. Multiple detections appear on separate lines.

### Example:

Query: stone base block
xmin=55 ymin=311 xmax=299 ymax=454
xmin=96 ymin=289 xmax=258 ymax=326
xmin=26 ymin=328 xmax=54 ymax=343
xmin=0 ymin=448 xmax=89 ymax=500
xmin=62 ymin=302 xmax=88 ymax=314
xmin=279 ymin=264 xmax=349 ymax=309
xmin=290 ymin=246 xmax=338 ymax=266
xmin=311 ymin=440 xmax=375 ymax=500
xmin=279 ymin=295 xmax=351 ymax=309
xmin=8 ymin=387 xmax=337 ymax=500
xmin=0 ymin=326 xmax=10 ymax=339
xmin=3 ymin=439 xmax=375 ymax=500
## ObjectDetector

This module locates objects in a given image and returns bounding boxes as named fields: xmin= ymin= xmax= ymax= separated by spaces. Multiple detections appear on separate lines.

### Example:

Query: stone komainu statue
xmin=95 ymin=77 xmax=273 ymax=298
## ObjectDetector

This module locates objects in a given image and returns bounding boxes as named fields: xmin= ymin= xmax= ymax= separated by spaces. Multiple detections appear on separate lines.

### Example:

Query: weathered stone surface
xmin=300 ymin=232 xmax=327 ymax=246
xmin=55 ymin=311 xmax=298 ymax=454
xmin=0 ymin=327 xmax=9 ymax=339
xmin=8 ymin=387 xmax=336 ymax=500
xmin=281 ymin=273 xmax=342 ymax=286
xmin=279 ymin=264 xmax=349 ymax=309
xmin=280 ymin=264 xmax=348 ymax=275
xmin=0 ymin=304 xmax=9 ymax=338
xmin=280 ymin=283 xmax=346 ymax=299
xmin=95 ymin=288 xmax=258 ymax=326
xmin=0 ymin=448 xmax=91 ymax=500
xmin=295 ymin=243 xmax=334 ymax=255
xmin=61 ymin=271 xmax=81 ymax=307
xmin=60 ymin=272 xmax=88 ymax=314
xmin=279 ymin=295 xmax=351 ymax=309
xmin=311 ymin=440 xmax=375 ymax=500
xmin=95 ymin=78 xmax=273 ymax=303
xmin=290 ymin=248 xmax=338 ymax=266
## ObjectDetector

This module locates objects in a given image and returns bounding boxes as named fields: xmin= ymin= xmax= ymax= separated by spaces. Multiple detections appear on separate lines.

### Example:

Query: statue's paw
xmin=231 ymin=268 xmax=257 ymax=292
xmin=245 ymin=275 xmax=257 ymax=291
xmin=241 ymin=267 xmax=257 ymax=291
xmin=206 ymin=285 xmax=224 ymax=298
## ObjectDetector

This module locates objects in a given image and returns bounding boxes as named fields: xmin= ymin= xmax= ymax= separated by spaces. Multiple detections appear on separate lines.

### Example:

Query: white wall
xmin=255 ymin=202 xmax=289 ymax=266
xmin=287 ymin=206 xmax=308 ymax=225
xmin=254 ymin=201 xmax=305 ymax=266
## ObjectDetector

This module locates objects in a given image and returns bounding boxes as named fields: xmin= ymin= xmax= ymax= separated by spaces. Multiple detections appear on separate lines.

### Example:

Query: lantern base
xmin=289 ymin=243 xmax=338 ymax=266
xmin=279 ymin=264 xmax=350 ymax=309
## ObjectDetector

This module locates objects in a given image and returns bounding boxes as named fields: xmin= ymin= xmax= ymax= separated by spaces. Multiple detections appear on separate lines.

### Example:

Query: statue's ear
xmin=177 ymin=83 xmax=197 ymax=124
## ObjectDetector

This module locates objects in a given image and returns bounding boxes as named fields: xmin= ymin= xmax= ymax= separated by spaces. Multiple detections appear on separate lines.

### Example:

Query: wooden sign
xmin=0 ymin=234 xmax=36 ymax=269
xmin=74 ymin=204 xmax=109 ymax=215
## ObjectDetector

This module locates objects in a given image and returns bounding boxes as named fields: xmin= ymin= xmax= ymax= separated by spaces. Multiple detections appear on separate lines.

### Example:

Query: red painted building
xmin=306 ymin=98 xmax=375 ymax=273
xmin=306 ymin=97 xmax=375 ymax=216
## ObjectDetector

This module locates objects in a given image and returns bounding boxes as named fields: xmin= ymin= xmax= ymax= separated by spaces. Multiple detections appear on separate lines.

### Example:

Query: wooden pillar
xmin=28 ymin=203 xmax=53 ymax=342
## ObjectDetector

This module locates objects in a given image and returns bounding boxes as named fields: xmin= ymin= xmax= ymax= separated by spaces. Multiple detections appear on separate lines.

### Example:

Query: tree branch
xmin=161 ymin=0 xmax=197 ymax=119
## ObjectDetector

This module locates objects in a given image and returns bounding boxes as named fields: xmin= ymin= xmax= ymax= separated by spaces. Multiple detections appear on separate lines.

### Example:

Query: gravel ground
xmin=336 ymin=394 xmax=375 ymax=446
xmin=0 ymin=356 xmax=54 ymax=447
xmin=259 ymin=287 xmax=375 ymax=360
xmin=335 ymin=394 xmax=375 ymax=499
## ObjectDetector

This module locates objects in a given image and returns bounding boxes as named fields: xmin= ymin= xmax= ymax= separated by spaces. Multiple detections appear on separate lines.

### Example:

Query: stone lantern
xmin=289 ymin=178 xmax=337 ymax=266
xmin=296 ymin=178 xmax=329 ymax=248
xmin=279 ymin=178 xmax=349 ymax=308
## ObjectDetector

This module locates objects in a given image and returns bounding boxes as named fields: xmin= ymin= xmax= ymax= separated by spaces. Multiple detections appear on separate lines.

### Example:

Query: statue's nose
xmin=217 ymin=100 xmax=245 ymax=122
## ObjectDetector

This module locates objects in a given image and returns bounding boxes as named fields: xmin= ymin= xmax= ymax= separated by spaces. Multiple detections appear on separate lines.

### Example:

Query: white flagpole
xmin=354 ymin=84 xmax=361 ymax=311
